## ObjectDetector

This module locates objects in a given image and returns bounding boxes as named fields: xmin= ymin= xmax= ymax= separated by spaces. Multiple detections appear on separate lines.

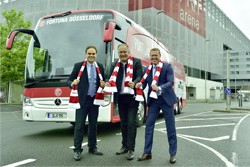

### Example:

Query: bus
xmin=6 ymin=9 xmax=186 ymax=126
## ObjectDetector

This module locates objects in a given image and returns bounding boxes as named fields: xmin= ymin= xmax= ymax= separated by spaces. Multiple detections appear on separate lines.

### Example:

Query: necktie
xmin=153 ymin=66 xmax=156 ymax=76
xmin=120 ymin=63 xmax=126 ymax=94
xmin=90 ymin=64 xmax=95 ymax=81
xmin=89 ymin=64 xmax=96 ymax=97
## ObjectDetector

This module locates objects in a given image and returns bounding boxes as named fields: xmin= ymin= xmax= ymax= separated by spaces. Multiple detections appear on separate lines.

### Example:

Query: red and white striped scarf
xmin=104 ymin=56 xmax=134 ymax=94
xmin=135 ymin=61 xmax=163 ymax=101
xmin=68 ymin=60 xmax=104 ymax=109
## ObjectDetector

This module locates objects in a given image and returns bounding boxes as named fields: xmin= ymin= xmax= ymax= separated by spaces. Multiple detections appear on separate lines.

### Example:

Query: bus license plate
xmin=47 ymin=113 xmax=66 ymax=119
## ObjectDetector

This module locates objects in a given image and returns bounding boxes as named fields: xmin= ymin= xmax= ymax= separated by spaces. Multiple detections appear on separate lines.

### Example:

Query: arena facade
xmin=1 ymin=0 xmax=250 ymax=101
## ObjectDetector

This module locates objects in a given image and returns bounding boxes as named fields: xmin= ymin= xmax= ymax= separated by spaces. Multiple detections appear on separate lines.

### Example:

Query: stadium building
xmin=1 ymin=0 xmax=250 ymax=101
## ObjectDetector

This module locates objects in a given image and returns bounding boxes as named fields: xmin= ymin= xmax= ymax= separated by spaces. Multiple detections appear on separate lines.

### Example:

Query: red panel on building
xmin=128 ymin=0 xmax=206 ymax=37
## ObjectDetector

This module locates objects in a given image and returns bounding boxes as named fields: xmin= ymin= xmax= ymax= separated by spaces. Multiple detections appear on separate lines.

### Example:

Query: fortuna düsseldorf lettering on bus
xmin=46 ymin=15 xmax=104 ymax=25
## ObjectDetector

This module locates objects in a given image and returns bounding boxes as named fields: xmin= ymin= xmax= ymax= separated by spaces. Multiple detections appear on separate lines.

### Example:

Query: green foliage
xmin=0 ymin=9 xmax=32 ymax=83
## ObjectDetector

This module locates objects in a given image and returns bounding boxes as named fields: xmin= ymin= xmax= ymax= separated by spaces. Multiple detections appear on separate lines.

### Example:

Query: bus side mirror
xmin=6 ymin=30 xmax=19 ymax=50
xmin=103 ymin=19 xmax=121 ymax=42
xmin=6 ymin=29 xmax=40 ymax=50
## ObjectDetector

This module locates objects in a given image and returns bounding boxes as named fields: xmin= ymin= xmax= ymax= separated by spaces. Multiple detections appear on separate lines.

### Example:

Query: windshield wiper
xmin=25 ymin=78 xmax=50 ymax=87
xmin=25 ymin=76 xmax=69 ymax=87
xmin=44 ymin=11 xmax=72 ymax=19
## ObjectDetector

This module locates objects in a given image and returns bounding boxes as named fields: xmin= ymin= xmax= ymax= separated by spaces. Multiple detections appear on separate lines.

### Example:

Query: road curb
xmin=213 ymin=109 xmax=250 ymax=113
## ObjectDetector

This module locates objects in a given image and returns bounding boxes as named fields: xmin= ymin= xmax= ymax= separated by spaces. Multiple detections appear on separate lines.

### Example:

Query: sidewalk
xmin=212 ymin=100 xmax=250 ymax=113
xmin=0 ymin=103 xmax=22 ymax=112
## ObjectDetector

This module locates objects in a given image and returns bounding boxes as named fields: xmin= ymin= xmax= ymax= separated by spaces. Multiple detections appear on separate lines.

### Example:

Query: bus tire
xmin=174 ymin=98 xmax=178 ymax=115
xmin=136 ymin=101 xmax=145 ymax=127
xmin=178 ymin=98 xmax=183 ymax=114
xmin=174 ymin=105 xmax=178 ymax=115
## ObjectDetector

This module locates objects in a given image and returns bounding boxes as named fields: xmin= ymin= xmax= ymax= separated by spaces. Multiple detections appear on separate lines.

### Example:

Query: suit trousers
xmin=73 ymin=96 xmax=99 ymax=153
xmin=144 ymin=97 xmax=177 ymax=156
xmin=118 ymin=94 xmax=139 ymax=151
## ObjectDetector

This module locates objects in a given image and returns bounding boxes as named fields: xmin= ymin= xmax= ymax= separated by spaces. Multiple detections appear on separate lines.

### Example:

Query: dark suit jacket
xmin=109 ymin=57 xmax=142 ymax=100
xmin=67 ymin=61 xmax=105 ymax=107
xmin=142 ymin=62 xmax=177 ymax=106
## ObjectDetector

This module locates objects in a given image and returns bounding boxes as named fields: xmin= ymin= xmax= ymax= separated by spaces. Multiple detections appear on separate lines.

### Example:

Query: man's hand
xmin=100 ymin=80 xmax=105 ymax=87
xmin=135 ymin=83 xmax=142 ymax=88
xmin=151 ymin=84 xmax=159 ymax=91
xmin=72 ymin=79 xmax=80 ymax=86
xmin=105 ymin=82 xmax=111 ymax=87
xmin=128 ymin=82 xmax=135 ymax=88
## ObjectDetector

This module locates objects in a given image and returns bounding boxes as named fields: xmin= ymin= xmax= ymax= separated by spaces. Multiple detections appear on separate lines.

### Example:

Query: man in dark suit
xmin=105 ymin=43 xmax=142 ymax=160
xmin=136 ymin=48 xmax=178 ymax=164
xmin=67 ymin=46 xmax=105 ymax=161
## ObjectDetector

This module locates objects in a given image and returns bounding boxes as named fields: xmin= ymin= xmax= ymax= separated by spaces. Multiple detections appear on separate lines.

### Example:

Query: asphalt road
xmin=1 ymin=102 xmax=250 ymax=167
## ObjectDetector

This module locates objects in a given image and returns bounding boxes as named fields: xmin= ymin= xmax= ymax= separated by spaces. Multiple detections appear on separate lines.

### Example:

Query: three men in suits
xmin=136 ymin=48 xmax=178 ymax=164
xmin=67 ymin=46 xmax=105 ymax=161
xmin=105 ymin=44 xmax=143 ymax=160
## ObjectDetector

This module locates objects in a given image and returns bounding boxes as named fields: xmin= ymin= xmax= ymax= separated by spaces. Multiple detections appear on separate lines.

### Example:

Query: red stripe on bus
xmin=23 ymin=87 xmax=71 ymax=98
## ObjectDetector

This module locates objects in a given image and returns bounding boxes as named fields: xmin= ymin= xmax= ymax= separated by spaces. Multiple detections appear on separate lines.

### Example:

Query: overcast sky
xmin=212 ymin=0 xmax=250 ymax=40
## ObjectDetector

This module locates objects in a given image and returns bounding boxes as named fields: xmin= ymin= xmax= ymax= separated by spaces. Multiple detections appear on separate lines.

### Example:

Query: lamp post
xmin=226 ymin=49 xmax=230 ymax=110
xmin=234 ymin=55 xmax=237 ymax=99
xmin=204 ymin=39 xmax=210 ymax=102
xmin=156 ymin=10 xmax=164 ymax=38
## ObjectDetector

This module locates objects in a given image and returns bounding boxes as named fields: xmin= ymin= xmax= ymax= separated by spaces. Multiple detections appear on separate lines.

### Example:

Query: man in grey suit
xmin=136 ymin=48 xmax=178 ymax=164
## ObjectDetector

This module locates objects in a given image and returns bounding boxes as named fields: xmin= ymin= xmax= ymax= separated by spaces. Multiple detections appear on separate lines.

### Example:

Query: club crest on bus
xmin=54 ymin=88 xmax=62 ymax=97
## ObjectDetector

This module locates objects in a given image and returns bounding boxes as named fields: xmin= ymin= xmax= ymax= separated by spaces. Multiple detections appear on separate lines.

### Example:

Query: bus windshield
xmin=25 ymin=12 xmax=113 ymax=85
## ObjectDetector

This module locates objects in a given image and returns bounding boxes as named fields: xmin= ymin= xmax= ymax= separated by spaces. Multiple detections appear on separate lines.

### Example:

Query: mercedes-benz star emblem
xmin=54 ymin=99 xmax=61 ymax=106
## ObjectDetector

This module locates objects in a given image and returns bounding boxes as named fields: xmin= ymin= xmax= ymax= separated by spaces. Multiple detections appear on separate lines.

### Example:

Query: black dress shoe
xmin=169 ymin=155 xmax=176 ymax=164
xmin=74 ymin=152 xmax=81 ymax=161
xmin=127 ymin=150 xmax=134 ymax=160
xmin=116 ymin=147 xmax=128 ymax=155
xmin=88 ymin=149 xmax=103 ymax=155
xmin=137 ymin=153 xmax=152 ymax=161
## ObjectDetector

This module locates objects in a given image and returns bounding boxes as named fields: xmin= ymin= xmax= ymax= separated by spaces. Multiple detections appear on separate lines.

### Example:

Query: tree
xmin=0 ymin=9 xmax=32 ymax=103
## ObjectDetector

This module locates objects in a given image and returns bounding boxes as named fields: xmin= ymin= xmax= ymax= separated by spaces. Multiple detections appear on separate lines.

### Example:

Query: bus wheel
xmin=174 ymin=105 xmax=178 ymax=115
xmin=70 ymin=122 xmax=75 ymax=126
xmin=178 ymin=102 xmax=182 ymax=114
xmin=137 ymin=102 xmax=145 ymax=127
xmin=174 ymin=98 xmax=179 ymax=115
xmin=178 ymin=98 xmax=183 ymax=114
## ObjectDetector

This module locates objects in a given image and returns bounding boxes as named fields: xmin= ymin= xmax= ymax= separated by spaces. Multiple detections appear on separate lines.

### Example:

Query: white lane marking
xmin=232 ymin=114 xmax=250 ymax=141
xmin=153 ymin=111 xmax=213 ymax=126
xmin=192 ymin=114 xmax=247 ymax=117
xmin=178 ymin=134 xmax=230 ymax=141
xmin=177 ymin=111 xmax=212 ymax=118
xmin=176 ymin=123 xmax=235 ymax=130
xmin=231 ymin=152 xmax=238 ymax=167
xmin=176 ymin=134 xmax=235 ymax=167
xmin=176 ymin=117 xmax=242 ymax=121
xmin=156 ymin=128 xmax=235 ymax=167
xmin=2 ymin=159 xmax=36 ymax=167
xmin=69 ymin=140 xmax=101 ymax=149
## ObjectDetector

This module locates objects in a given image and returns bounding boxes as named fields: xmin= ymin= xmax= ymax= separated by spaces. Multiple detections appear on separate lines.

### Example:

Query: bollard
xmin=238 ymin=94 xmax=243 ymax=107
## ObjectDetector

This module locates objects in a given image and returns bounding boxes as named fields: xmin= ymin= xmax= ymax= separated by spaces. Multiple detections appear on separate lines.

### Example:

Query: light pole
xmin=204 ymin=39 xmax=210 ymax=102
xmin=234 ymin=55 xmax=237 ymax=99
xmin=226 ymin=49 xmax=230 ymax=110
xmin=156 ymin=10 xmax=164 ymax=38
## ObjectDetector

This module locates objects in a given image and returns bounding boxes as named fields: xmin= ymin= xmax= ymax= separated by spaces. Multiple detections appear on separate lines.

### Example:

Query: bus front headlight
xmin=23 ymin=96 xmax=33 ymax=106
